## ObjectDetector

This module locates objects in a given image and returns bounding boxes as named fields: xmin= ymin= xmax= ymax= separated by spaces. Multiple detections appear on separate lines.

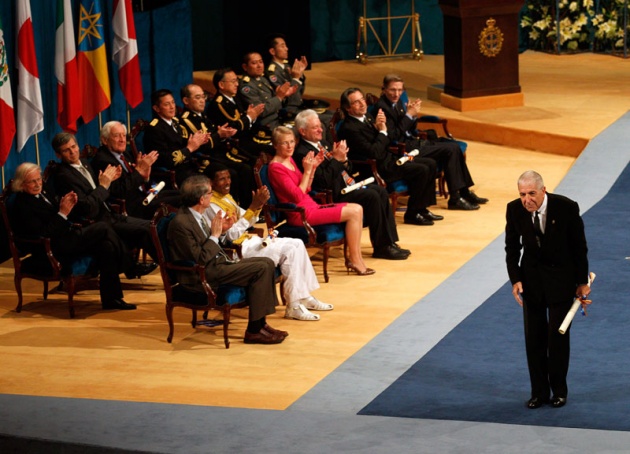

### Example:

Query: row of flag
xmin=0 ymin=0 xmax=143 ymax=167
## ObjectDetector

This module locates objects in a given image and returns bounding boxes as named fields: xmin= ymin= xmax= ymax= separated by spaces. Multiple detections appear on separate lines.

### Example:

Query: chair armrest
xmin=349 ymin=158 xmax=387 ymax=187
xmin=310 ymin=189 xmax=333 ymax=205
xmin=13 ymin=235 xmax=62 ymax=272
xmin=263 ymin=204 xmax=318 ymax=245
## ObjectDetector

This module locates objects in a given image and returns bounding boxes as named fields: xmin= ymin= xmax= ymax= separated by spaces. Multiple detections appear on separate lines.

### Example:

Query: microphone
xmin=143 ymin=181 xmax=166 ymax=206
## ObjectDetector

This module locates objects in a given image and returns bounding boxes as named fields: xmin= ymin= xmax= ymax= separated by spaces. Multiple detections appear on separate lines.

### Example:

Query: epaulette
xmin=242 ymin=75 xmax=250 ymax=83
xmin=282 ymin=59 xmax=289 ymax=64
xmin=173 ymin=116 xmax=179 ymax=122
xmin=215 ymin=95 xmax=223 ymax=103
xmin=181 ymin=111 xmax=190 ymax=119
xmin=268 ymin=63 xmax=276 ymax=72
xmin=150 ymin=118 xmax=159 ymax=126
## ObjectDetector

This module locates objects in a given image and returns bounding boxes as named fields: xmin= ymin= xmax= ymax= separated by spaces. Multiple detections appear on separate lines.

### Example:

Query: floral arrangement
xmin=521 ymin=0 xmax=595 ymax=52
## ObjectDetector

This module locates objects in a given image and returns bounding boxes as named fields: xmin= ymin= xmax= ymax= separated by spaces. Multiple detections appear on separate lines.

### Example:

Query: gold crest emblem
xmin=478 ymin=18 xmax=503 ymax=58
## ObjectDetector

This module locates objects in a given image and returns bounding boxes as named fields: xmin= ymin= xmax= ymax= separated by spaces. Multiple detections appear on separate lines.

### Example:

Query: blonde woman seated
xmin=204 ymin=163 xmax=331 ymax=321
xmin=267 ymin=126 xmax=375 ymax=276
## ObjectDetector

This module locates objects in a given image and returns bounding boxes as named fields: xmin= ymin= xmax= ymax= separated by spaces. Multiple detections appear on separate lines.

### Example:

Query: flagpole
xmin=98 ymin=112 xmax=103 ymax=132
xmin=35 ymin=133 xmax=40 ymax=167
xmin=126 ymin=104 xmax=131 ymax=132
xmin=2 ymin=167 xmax=5 ymax=190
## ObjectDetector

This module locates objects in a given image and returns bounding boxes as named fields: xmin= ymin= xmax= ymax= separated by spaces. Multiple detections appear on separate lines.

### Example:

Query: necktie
xmin=38 ymin=193 xmax=52 ymax=205
xmin=77 ymin=165 xmax=96 ymax=189
xmin=200 ymin=216 xmax=211 ymax=238
xmin=171 ymin=119 xmax=179 ymax=134
xmin=534 ymin=211 xmax=544 ymax=247
xmin=341 ymin=170 xmax=355 ymax=186
xmin=119 ymin=154 xmax=133 ymax=173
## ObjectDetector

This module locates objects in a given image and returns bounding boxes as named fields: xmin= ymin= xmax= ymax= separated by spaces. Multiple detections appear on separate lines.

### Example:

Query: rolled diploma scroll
xmin=142 ymin=181 xmax=166 ymax=206
xmin=558 ymin=272 xmax=595 ymax=335
xmin=341 ymin=177 xmax=375 ymax=195
xmin=396 ymin=149 xmax=420 ymax=166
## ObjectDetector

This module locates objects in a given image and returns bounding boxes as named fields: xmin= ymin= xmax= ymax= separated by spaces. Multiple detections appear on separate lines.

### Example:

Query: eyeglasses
xmin=191 ymin=94 xmax=208 ymax=100
xmin=350 ymin=97 xmax=366 ymax=105
xmin=222 ymin=78 xmax=239 ymax=84
xmin=277 ymin=140 xmax=296 ymax=147
xmin=24 ymin=177 xmax=43 ymax=185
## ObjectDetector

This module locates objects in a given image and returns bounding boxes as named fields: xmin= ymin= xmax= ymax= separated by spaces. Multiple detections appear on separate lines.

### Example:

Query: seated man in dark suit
xmin=294 ymin=109 xmax=409 ymax=260
xmin=51 ymin=132 xmax=156 ymax=278
xmin=91 ymin=120 xmax=181 ymax=220
xmin=337 ymin=87 xmax=441 ymax=226
xmin=376 ymin=73 xmax=487 ymax=211
xmin=180 ymin=83 xmax=256 ymax=207
xmin=167 ymin=175 xmax=287 ymax=344
xmin=10 ymin=163 xmax=136 ymax=310
xmin=143 ymin=88 xmax=209 ymax=187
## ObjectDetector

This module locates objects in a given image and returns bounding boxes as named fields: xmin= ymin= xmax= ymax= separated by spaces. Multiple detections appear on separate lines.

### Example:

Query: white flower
xmin=569 ymin=1 xmax=578 ymax=12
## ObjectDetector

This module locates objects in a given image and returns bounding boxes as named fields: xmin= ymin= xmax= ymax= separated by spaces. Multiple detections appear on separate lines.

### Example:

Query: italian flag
xmin=112 ymin=0 xmax=142 ymax=108
xmin=55 ymin=0 xmax=81 ymax=132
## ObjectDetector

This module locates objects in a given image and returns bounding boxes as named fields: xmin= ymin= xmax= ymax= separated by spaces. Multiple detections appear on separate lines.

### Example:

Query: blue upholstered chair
xmin=254 ymin=157 xmax=346 ymax=283
xmin=150 ymin=204 xmax=251 ymax=348
xmin=0 ymin=185 xmax=97 ymax=318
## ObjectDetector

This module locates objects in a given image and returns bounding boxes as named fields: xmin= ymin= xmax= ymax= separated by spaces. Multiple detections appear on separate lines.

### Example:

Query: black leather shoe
xmin=372 ymin=245 xmax=409 ymax=260
xmin=420 ymin=210 xmax=444 ymax=221
xmin=526 ymin=397 xmax=549 ymax=409
xmin=404 ymin=213 xmax=434 ymax=225
xmin=102 ymin=299 xmax=137 ymax=310
xmin=448 ymin=197 xmax=480 ymax=211
xmin=464 ymin=191 xmax=488 ymax=205
xmin=551 ymin=396 xmax=567 ymax=408
xmin=392 ymin=243 xmax=411 ymax=255
xmin=125 ymin=262 xmax=158 ymax=279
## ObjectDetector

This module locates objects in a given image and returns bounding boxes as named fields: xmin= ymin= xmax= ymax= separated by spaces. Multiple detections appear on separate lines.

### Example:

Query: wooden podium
xmin=437 ymin=0 xmax=525 ymax=111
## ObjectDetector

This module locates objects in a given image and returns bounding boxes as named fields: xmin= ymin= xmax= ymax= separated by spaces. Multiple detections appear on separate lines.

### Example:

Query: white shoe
xmin=285 ymin=303 xmax=320 ymax=321
xmin=302 ymin=296 xmax=334 ymax=311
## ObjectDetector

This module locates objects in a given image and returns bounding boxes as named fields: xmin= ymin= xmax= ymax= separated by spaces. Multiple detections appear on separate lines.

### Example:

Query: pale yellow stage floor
xmin=1 ymin=52 xmax=626 ymax=410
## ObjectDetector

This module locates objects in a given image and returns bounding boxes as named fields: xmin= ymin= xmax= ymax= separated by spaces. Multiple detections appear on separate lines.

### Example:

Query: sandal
xmin=285 ymin=303 xmax=320 ymax=321
xmin=303 ymin=296 xmax=334 ymax=311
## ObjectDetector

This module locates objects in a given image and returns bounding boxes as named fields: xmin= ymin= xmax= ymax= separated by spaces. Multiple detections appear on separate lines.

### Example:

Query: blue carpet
xmin=359 ymin=161 xmax=630 ymax=431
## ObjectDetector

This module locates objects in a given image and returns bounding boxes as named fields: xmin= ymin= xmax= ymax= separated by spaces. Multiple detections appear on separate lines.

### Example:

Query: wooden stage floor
xmin=1 ymin=52 xmax=628 ymax=410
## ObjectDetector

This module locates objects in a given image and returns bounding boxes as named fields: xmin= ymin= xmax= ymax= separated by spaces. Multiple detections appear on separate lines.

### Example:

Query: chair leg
xmin=191 ymin=309 xmax=198 ymax=328
xmin=322 ymin=245 xmax=330 ymax=283
xmin=222 ymin=305 xmax=231 ymax=349
xmin=390 ymin=194 xmax=398 ymax=215
xmin=165 ymin=304 xmax=175 ymax=343
xmin=14 ymin=276 xmax=23 ymax=313
xmin=65 ymin=277 xmax=76 ymax=318
xmin=43 ymin=280 xmax=49 ymax=300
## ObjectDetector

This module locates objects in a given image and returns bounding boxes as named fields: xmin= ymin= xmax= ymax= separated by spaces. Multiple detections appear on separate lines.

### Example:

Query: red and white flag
xmin=55 ymin=0 xmax=81 ymax=132
xmin=16 ymin=0 xmax=44 ymax=152
xmin=112 ymin=0 xmax=143 ymax=108
xmin=0 ymin=13 xmax=16 ymax=166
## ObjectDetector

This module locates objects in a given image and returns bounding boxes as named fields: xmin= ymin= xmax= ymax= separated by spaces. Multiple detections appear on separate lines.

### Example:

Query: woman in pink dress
xmin=268 ymin=126 xmax=374 ymax=276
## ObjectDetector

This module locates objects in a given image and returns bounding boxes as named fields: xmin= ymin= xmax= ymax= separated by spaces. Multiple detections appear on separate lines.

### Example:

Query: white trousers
xmin=241 ymin=236 xmax=320 ymax=303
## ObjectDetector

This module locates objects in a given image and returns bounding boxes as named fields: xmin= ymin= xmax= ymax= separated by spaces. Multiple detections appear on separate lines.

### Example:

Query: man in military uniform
xmin=180 ymin=83 xmax=255 ymax=206
xmin=143 ymin=88 xmax=208 ymax=187
xmin=265 ymin=34 xmax=333 ymax=138
xmin=237 ymin=52 xmax=297 ymax=142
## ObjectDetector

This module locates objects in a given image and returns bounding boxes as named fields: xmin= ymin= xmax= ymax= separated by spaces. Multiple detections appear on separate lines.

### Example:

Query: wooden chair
xmin=1 ymin=184 xmax=98 ymax=318
xmin=254 ymin=158 xmax=347 ymax=283
xmin=150 ymin=204 xmax=251 ymax=348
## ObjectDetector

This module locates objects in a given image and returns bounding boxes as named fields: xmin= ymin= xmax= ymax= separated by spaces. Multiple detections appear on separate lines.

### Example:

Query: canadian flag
xmin=16 ymin=0 xmax=44 ymax=152
xmin=55 ymin=0 xmax=81 ymax=132
xmin=112 ymin=0 xmax=143 ymax=108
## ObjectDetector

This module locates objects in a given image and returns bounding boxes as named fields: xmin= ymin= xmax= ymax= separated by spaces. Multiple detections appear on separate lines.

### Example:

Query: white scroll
xmin=142 ymin=181 xmax=166 ymax=206
xmin=396 ymin=149 xmax=419 ymax=166
xmin=558 ymin=272 xmax=596 ymax=335
xmin=340 ymin=177 xmax=375 ymax=195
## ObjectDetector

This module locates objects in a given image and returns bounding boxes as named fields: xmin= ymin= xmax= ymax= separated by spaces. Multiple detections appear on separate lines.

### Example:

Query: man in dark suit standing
xmin=294 ymin=109 xmax=409 ymax=260
xmin=10 ymin=163 xmax=135 ymax=310
xmin=92 ymin=121 xmax=181 ymax=220
xmin=505 ymin=170 xmax=591 ymax=409
xmin=167 ymin=175 xmax=286 ymax=344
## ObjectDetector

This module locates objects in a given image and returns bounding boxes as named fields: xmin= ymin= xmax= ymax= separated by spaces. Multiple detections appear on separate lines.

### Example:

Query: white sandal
xmin=285 ymin=303 xmax=320 ymax=321
xmin=302 ymin=296 xmax=334 ymax=311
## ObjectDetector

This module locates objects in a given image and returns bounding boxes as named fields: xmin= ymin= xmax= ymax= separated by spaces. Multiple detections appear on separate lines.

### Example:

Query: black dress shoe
xmin=392 ymin=243 xmax=411 ymax=255
xmin=526 ymin=397 xmax=549 ymax=409
xmin=102 ymin=299 xmax=137 ymax=310
xmin=372 ymin=245 xmax=409 ymax=260
xmin=404 ymin=213 xmax=434 ymax=225
xmin=125 ymin=262 xmax=158 ymax=279
xmin=448 ymin=197 xmax=480 ymax=211
xmin=551 ymin=396 xmax=567 ymax=408
xmin=464 ymin=191 xmax=488 ymax=205
xmin=420 ymin=210 xmax=444 ymax=221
